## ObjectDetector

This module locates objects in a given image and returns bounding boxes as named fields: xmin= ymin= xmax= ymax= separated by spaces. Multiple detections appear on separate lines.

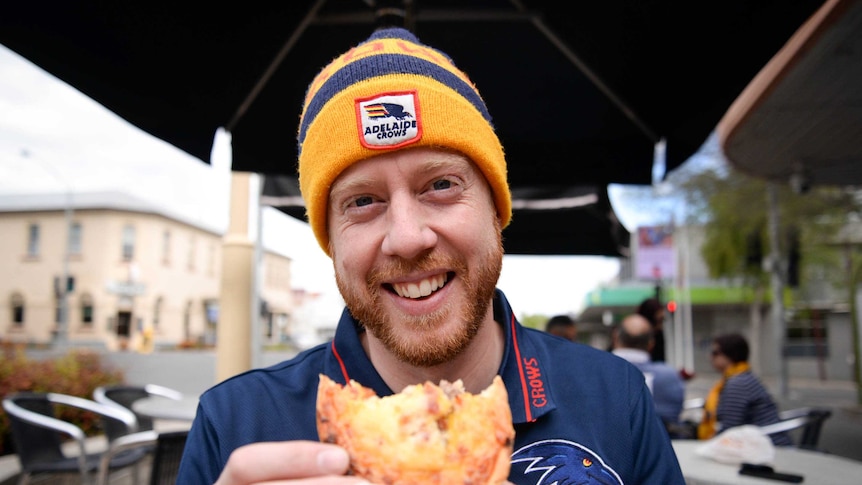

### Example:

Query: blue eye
xmin=432 ymin=179 xmax=452 ymax=190
xmin=354 ymin=196 xmax=373 ymax=207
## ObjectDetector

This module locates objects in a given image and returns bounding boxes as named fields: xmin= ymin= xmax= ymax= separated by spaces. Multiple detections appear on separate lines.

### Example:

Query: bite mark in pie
xmin=316 ymin=374 xmax=515 ymax=484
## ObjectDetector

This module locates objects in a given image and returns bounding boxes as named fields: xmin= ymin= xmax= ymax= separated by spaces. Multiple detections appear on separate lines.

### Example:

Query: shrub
xmin=0 ymin=345 xmax=124 ymax=455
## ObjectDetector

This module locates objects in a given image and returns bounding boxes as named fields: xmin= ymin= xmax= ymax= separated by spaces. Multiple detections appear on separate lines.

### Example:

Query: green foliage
xmin=0 ymin=344 xmax=125 ymax=455
xmin=519 ymin=313 xmax=550 ymax=330
xmin=689 ymin=168 xmax=770 ymax=284
xmin=678 ymin=164 xmax=860 ymax=292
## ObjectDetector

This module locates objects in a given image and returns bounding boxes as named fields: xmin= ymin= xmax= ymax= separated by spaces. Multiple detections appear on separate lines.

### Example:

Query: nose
xmin=381 ymin=194 xmax=438 ymax=259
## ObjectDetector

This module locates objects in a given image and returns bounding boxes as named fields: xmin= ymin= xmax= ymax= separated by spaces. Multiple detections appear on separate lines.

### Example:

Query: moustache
xmin=367 ymin=252 xmax=467 ymax=287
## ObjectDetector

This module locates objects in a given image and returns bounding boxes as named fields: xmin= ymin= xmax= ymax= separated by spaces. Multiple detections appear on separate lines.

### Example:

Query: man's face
xmin=709 ymin=344 xmax=730 ymax=372
xmin=548 ymin=324 xmax=577 ymax=342
xmin=328 ymin=147 xmax=503 ymax=367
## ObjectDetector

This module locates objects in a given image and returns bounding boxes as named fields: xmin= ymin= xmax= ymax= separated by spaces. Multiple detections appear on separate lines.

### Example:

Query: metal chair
xmin=2 ymin=392 xmax=150 ymax=485
xmin=679 ymin=397 xmax=705 ymax=421
xmin=96 ymin=429 xmax=189 ymax=485
xmin=93 ymin=384 xmax=183 ymax=439
xmin=760 ymin=407 xmax=833 ymax=451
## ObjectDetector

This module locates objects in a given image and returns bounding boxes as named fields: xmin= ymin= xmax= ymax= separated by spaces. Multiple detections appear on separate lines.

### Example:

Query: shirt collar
xmin=612 ymin=348 xmax=651 ymax=363
xmin=324 ymin=289 xmax=557 ymax=424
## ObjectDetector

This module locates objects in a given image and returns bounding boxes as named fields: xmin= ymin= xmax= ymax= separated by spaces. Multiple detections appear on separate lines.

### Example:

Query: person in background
xmin=612 ymin=313 xmax=685 ymax=436
xmin=178 ymin=26 xmax=684 ymax=484
xmin=698 ymin=332 xmax=793 ymax=446
xmin=637 ymin=297 xmax=666 ymax=362
xmin=545 ymin=314 xmax=577 ymax=342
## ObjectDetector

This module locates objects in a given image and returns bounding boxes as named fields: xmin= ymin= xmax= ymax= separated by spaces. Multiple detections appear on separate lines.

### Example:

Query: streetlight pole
xmin=767 ymin=182 xmax=789 ymax=398
xmin=23 ymin=149 xmax=73 ymax=350
xmin=56 ymin=190 xmax=73 ymax=350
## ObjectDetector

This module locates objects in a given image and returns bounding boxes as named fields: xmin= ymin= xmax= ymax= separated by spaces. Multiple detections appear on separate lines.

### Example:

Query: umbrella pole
xmin=217 ymin=172 xmax=257 ymax=381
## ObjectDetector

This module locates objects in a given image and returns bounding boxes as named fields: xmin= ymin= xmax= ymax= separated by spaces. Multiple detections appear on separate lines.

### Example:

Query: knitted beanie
xmin=297 ymin=27 xmax=511 ymax=255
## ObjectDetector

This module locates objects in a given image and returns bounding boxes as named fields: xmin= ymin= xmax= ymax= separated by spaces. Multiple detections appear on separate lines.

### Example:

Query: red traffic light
xmin=666 ymin=300 xmax=677 ymax=313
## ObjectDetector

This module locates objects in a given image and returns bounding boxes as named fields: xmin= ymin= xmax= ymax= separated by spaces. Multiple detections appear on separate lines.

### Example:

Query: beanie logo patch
xmin=355 ymin=91 xmax=422 ymax=150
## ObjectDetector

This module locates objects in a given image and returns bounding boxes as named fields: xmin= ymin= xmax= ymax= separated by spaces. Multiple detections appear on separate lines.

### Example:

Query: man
xmin=636 ymin=297 xmax=667 ymax=362
xmin=612 ymin=314 xmax=685 ymax=432
xmin=178 ymin=27 xmax=684 ymax=484
xmin=545 ymin=314 xmax=577 ymax=341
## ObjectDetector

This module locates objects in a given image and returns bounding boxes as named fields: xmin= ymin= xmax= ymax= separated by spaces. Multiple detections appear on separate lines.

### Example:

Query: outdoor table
xmin=132 ymin=394 xmax=199 ymax=422
xmin=672 ymin=439 xmax=862 ymax=485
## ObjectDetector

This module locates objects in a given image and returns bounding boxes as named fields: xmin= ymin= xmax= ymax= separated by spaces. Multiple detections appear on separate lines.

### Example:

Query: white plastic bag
xmin=694 ymin=425 xmax=776 ymax=465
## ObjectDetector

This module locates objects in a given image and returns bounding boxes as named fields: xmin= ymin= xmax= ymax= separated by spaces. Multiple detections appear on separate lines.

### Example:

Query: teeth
xmin=393 ymin=274 xmax=447 ymax=299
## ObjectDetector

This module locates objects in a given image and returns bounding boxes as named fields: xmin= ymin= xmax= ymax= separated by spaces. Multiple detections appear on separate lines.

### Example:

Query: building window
xmin=184 ymin=300 xmax=193 ymax=341
xmin=11 ymin=293 xmax=25 ymax=326
xmin=207 ymin=242 xmax=216 ymax=276
xmin=80 ymin=294 xmax=94 ymax=327
xmin=69 ymin=222 xmax=82 ymax=255
xmin=153 ymin=296 xmax=163 ymax=329
xmin=187 ymin=234 xmax=195 ymax=271
xmin=204 ymin=299 xmax=219 ymax=326
xmin=786 ymin=308 xmax=830 ymax=357
xmin=162 ymin=230 xmax=171 ymax=265
xmin=27 ymin=223 xmax=40 ymax=257
xmin=122 ymin=225 xmax=135 ymax=261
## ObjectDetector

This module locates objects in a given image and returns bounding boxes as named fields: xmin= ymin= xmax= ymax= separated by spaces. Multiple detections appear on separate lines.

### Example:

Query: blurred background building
xmin=579 ymin=224 xmax=856 ymax=382
xmin=0 ymin=191 xmax=295 ymax=351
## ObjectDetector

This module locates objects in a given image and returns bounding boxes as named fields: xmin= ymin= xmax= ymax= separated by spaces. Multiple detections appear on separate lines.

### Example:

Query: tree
xmin=519 ymin=313 xmax=551 ymax=331
xmin=674 ymin=159 xmax=862 ymax=396
xmin=677 ymin=163 xmax=858 ymax=296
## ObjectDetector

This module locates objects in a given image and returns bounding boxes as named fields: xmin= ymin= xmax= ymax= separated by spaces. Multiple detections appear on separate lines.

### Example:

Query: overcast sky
xmin=0 ymin=43 xmax=675 ymax=317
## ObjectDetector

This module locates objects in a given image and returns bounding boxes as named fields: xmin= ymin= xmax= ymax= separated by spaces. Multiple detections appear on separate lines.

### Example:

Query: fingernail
xmin=318 ymin=448 xmax=350 ymax=472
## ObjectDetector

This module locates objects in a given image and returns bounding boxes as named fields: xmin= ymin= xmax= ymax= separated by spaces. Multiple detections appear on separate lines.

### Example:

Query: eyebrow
xmin=329 ymin=173 xmax=377 ymax=202
xmin=330 ymin=151 xmax=473 ymax=199
xmin=419 ymin=153 xmax=473 ymax=177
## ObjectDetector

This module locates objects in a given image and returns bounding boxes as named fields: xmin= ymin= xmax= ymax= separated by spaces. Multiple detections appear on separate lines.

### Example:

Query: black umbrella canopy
xmin=504 ymin=185 xmax=630 ymax=256
xmin=0 ymin=0 xmax=825 ymax=183
xmin=0 ymin=0 xmax=825 ymax=255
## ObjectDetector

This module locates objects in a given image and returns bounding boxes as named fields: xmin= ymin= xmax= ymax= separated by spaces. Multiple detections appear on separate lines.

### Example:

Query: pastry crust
xmin=316 ymin=374 xmax=514 ymax=484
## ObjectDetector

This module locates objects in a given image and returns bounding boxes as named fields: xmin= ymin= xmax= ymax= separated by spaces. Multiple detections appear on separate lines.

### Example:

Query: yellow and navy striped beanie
xmin=297 ymin=27 xmax=511 ymax=255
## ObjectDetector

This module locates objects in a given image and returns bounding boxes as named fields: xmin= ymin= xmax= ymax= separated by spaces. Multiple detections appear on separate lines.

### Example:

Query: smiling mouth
xmin=388 ymin=273 xmax=451 ymax=299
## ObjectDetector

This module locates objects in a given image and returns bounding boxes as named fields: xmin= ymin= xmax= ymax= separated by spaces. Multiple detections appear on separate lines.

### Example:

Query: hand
xmin=213 ymin=440 xmax=517 ymax=485
xmin=214 ymin=441 xmax=370 ymax=484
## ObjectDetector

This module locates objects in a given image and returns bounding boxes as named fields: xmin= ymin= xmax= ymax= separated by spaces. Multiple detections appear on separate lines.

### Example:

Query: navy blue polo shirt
xmin=177 ymin=290 xmax=684 ymax=484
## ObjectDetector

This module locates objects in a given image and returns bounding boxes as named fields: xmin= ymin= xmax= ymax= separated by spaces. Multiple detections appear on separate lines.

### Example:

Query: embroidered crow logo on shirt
xmin=356 ymin=91 xmax=422 ymax=150
xmin=511 ymin=439 xmax=623 ymax=484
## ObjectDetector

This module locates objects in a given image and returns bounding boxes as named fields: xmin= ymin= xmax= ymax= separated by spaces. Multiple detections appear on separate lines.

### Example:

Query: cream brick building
xmin=0 ymin=191 xmax=294 ymax=351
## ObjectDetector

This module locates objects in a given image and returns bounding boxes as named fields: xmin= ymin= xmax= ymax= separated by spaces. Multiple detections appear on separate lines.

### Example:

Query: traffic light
xmin=666 ymin=300 xmax=677 ymax=314
xmin=53 ymin=275 xmax=75 ymax=296
xmin=787 ymin=227 xmax=801 ymax=288
xmin=746 ymin=231 xmax=763 ymax=269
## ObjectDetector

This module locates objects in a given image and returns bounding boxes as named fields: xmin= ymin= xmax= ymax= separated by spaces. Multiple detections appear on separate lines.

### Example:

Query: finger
xmin=215 ymin=441 xmax=354 ymax=484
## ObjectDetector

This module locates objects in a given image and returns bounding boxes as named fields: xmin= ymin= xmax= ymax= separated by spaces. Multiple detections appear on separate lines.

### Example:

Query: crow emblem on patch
xmin=356 ymin=91 xmax=422 ymax=149
xmin=364 ymin=103 xmax=413 ymax=120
